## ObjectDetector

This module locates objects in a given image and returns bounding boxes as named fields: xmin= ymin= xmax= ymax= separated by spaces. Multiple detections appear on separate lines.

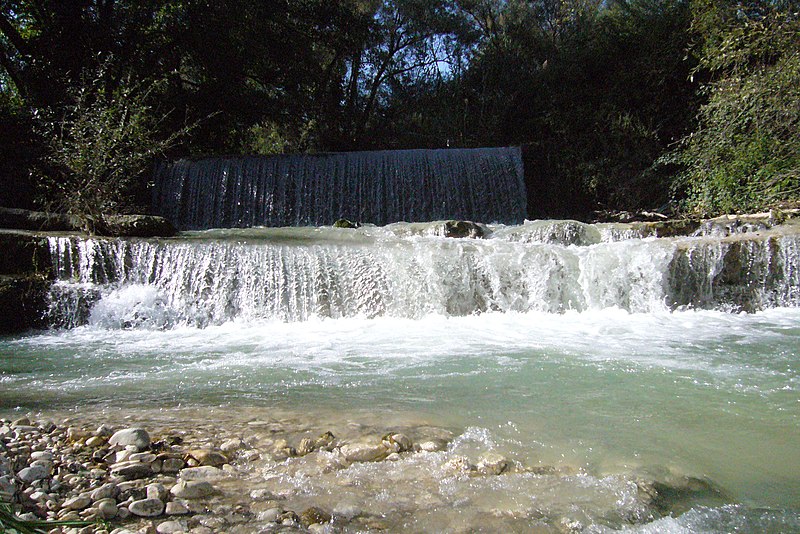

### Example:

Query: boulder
xmin=444 ymin=220 xmax=488 ymax=239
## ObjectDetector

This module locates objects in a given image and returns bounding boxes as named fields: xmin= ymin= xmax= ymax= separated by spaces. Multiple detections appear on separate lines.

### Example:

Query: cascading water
xmin=150 ymin=147 xmax=526 ymax=229
xmin=45 ymin=220 xmax=800 ymax=328
xmin=3 ymin=218 xmax=800 ymax=533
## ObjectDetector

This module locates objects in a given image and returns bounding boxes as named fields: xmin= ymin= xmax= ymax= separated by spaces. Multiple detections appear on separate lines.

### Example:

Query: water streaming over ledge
xmin=151 ymin=147 xmax=526 ymax=230
xmin=45 ymin=219 xmax=800 ymax=328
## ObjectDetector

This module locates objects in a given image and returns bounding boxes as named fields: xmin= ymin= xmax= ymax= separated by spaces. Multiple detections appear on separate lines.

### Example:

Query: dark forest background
xmin=1 ymin=0 xmax=798 ymax=221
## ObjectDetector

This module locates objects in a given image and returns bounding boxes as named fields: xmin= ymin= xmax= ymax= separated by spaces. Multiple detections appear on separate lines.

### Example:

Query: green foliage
xmin=672 ymin=2 xmax=800 ymax=214
xmin=0 ymin=503 xmax=97 ymax=534
xmin=36 ymin=66 xmax=189 ymax=233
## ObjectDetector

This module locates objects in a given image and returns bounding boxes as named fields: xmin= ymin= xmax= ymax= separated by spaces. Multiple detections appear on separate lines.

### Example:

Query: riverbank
xmin=1 ymin=405 xmax=738 ymax=534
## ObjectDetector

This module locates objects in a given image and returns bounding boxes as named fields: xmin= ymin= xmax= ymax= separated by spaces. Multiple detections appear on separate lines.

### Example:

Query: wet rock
xmin=382 ymin=433 xmax=412 ymax=453
xmin=128 ymin=497 xmax=165 ymax=517
xmin=444 ymin=220 xmax=488 ymax=239
xmin=179 ymin=466 xmax=225 ymax=481
xmin=333 ymin=503 xmax=361 ymax=521
xmin=219 ymin=438 xmax=244 ymax=455
xmin=340 ymin=441 xmax=389 ymax=463
xmin=109 ymin=428 xmax=151 ymax=451
xmin=170 ymin=480 xmax=215 ymax=499
xmin=477 ymin=452 xmax=509 ymax=475
xmin=417 ymin=439 xmax=447 ymax=452
xmin=184 ymin=449 xmax=227 ymax=467
xmin=333 ymin=219 xmax=359 ymax=229
xmin=258 ymin=508 xmax=282 ymax=522
xmin=300 ymin=506 xmax=331 ymax=527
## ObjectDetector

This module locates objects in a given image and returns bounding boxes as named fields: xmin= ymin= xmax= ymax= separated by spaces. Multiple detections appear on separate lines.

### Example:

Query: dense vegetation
xmin=1 ymin=0 xmax=798 ymax=222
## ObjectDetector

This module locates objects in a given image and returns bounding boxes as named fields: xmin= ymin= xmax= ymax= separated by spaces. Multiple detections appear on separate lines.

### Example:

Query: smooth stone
xmin=165 ymin=501 xmax=189 ymax=515
xmin=146 ymin=483 xmax=167 ymax=501
xmin=17 ymin=465 xmax=48 ymax=483
xmin=332 ymin=503 xmax=361 ymax=520
xmin=30 ymin=451 xmax=53 ymax=461
xmin=257 ymin=508 xmax=281 ymax=523
xmin=179 ymin=466 xmax=225 ymax=481
xmin=219 ymin=439 xmax=244 ymax=454
xmin=340 ymin=442 xmax=388 ymax=463
xmin=170 ymin=480 xmax=215 ymax=499
xmin=129 ymin=452 xmax=156 ymax=463
xmin=109 ymin=428 xmax=150 ymax=452
xmin=91 ymin=482 xmax=118 ymax=501
xmin=12 ymin=417 xmax=31 ymax=427
xmin=28 ymin=490 xmax=47 ymax=501
xmin=62 ymin=494 xmax=92 ymax=511
xmin=97 ymin=499 xmax=119 ymax=519
xmin=185 ymin=449 xmax=227 ymax=467
xmin=128 ymin=497 xmax=165 ymax=517
xmin=418 ymin=439 xmax=447 ymax=452
xmin=85 ymin=436 xmax=106 ymax=448
xmin=111 ymin=461 xmax=154 ymax=479
xmin=161 ymin=458 xmax=185 ymax=473
xmin=156 ymin=520 xmax=186 ymax=533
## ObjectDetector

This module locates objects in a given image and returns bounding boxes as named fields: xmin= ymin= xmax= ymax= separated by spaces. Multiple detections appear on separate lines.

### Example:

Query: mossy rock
xmin=333 ymin=218 xmax=360 ymax=229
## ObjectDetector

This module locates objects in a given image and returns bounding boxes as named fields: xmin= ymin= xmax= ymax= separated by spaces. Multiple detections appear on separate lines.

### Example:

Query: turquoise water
xmin=3 ymin=309 xmax=799 ymax=517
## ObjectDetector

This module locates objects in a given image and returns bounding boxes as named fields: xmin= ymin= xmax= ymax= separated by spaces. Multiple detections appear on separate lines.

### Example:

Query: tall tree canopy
xmin=1 ymin=0 xmax=798 ymax=217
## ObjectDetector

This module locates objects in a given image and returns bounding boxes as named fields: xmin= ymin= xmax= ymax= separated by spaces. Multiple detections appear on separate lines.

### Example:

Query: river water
xmin=1 ymin=220 xmax=799 ymax=532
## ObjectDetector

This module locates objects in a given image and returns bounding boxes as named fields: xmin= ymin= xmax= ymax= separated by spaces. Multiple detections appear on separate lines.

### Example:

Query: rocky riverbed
xmin=0 ymin=407 xmax=728 ymax=534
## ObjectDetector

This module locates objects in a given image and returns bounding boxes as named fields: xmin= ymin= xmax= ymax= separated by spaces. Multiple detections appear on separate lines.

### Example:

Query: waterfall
xmin=151 ymin=147 xmax=526 ymax=229
xmin=46 ymin=221 xmax=800 ymax=328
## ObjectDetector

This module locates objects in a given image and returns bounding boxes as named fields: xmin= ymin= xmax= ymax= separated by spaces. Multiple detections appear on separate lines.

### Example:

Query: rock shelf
xmin=0 ymin=409 xmax=729 ymax=534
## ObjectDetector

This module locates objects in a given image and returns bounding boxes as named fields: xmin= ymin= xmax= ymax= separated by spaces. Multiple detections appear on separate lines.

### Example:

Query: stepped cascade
xmin=151 ymin=147 xmax=526 ymax=230
xmin=46 ymin=220 xmax=800 ymax=329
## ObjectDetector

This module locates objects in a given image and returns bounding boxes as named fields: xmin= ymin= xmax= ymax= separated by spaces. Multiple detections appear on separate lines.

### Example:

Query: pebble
xmin=179 ymin=466 xmax=225 ymax=481
xmin=128 ymin=497 xmax=165 ymax=517
xmin=109 ymin=428 xmax=151 ymax=452
xmin=156 ymin=520 xmax=186 ymax=533
xmin=170 ymin=480 xmax=216 ymax=499
xmin=219 ymin=438 xmax=244 ymax=454
xmin=165 ymin=501 xmax=189 ymax=515
xmin=62 ymin=494 xmax=92 ymax=511
xmin=91 ymin=482 xmax=118 ymax=501
xmin=97 ymin=498 xmax=119 ymax=519
xmin=111 ymin=460 xmax=154 ymax=479
xmin=18 ymin=465 xmax=48 ymax=483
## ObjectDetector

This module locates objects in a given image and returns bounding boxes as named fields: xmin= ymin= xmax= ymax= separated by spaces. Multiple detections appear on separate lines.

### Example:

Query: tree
xmin=36 ymin=65 xmax=189 ymax=233
xmin=671 ymin=0 xmax=800 ymax=214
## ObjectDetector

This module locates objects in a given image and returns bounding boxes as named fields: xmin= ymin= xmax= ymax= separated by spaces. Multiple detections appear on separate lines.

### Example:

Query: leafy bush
xmin=36 ymin=66 xmax=189 ymax=233
xmin=672 ymin=3 xmax=800 ymax=215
